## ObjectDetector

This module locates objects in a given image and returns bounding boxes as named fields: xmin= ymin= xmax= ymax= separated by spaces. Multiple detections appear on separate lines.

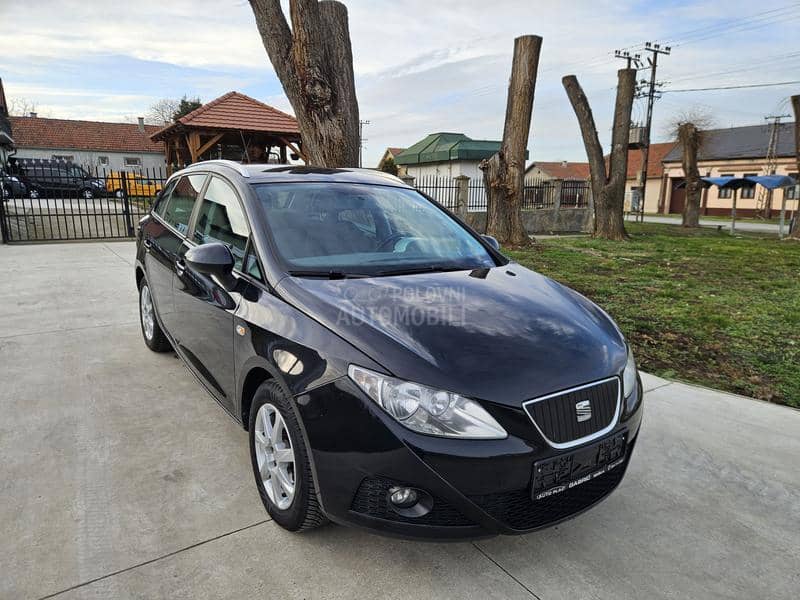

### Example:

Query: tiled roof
xmin=387 ymin=147 xmax=405 ymax=157
xmin=9 ymin=116 xmax=163 ymax=153
xmin=663 ymin=122 xmax=795 ymax=162
xmin=626 ymin=142 xmax=676 ymax=178
xmin=150 ymin=91 xmax=299 ymax=141
xmin=526 ymin=161 xmax=590 ymax=180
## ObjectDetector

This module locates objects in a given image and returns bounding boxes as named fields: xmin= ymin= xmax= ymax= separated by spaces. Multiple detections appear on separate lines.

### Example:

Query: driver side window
xmin=192 ymin=176 xmax=250 ymax=271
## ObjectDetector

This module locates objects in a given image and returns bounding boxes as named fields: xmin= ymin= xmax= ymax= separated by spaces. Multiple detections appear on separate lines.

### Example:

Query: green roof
xmin=395 ymin=132 xmax=522 ymax=165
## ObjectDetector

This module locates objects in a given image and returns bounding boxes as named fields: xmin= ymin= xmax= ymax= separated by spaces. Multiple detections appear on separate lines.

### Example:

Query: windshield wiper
xmin=287 ymin=270 xmax=371 ymax=279
xmin=375 ymin=264 xmax=469 ymax=277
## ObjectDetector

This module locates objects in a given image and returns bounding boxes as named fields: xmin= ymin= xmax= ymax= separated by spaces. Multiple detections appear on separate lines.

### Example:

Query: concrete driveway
xmin=1 ymin=241 xmax=798 ymax=600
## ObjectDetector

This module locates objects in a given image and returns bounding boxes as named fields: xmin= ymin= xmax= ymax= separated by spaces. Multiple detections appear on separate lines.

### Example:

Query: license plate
xmin=531 ymin=431 xmax=627 ymax=500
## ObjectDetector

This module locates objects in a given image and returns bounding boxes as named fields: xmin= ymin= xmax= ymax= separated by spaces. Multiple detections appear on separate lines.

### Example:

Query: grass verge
xmin=507 ymin=223 xmax=800 ymax=406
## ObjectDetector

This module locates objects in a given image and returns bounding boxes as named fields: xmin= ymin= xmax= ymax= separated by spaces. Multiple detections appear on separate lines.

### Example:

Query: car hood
xmin=276 ymin=265 xmax=627 ymax=406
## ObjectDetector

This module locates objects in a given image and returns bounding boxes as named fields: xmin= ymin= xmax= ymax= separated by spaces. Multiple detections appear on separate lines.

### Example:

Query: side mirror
xmin=481 ymin=235 xmax=500 ymax=251
xmin=184 ymin=242 xmax=235 ymax=278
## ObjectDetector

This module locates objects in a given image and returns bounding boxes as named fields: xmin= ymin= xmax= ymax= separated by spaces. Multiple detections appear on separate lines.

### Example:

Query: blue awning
xmin=744 ymin=175 xmax=797 ymax=189
xmin=701 ymin=176 xmax=751 ymax=189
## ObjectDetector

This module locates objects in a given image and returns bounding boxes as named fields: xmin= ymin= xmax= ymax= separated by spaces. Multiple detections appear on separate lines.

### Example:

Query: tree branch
xmin=562 ymin=74 xmax=606 ymax=198
xmin=607 ymin=68 xmax=637 ymax=188
xmin=248 ymin=0 xmax=293 ymax=76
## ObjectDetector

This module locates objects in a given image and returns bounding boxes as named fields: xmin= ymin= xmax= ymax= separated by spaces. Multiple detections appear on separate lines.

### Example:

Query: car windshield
xmin=252 ymin=182 xmax=497 ymax=276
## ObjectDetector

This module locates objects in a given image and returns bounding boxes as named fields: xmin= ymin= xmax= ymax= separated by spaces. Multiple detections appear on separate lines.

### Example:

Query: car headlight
xmin=8 ymin=176 xmax=19 ymax=183
xmin=348 ymin=365 xmax=507 ymax=439
xmin=622 ymin=346 xmax=637 ymax=398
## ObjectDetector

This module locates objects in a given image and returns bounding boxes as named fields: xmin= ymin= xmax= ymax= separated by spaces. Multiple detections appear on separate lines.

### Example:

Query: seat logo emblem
xmin=575 ymin=400 xmax=592 ymax=422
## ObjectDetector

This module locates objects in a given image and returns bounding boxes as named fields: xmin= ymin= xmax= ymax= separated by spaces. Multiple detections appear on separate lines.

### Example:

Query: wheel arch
xmin=238 ymin=358 xmax=292 ymax=431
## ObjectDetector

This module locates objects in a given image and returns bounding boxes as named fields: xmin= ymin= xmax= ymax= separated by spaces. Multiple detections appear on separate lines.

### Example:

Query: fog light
xmin=389 ymin=486 xmax=418 ymax=508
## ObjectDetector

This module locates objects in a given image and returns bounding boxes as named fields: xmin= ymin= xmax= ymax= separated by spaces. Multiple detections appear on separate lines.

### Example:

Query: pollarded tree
xmin=791 ymin=95 xmax=800 ymax=239
xmin=480 ymin=35 xmax=542 ymax=248
xmin=678 ymin=122 xmax=703 ymax=227
xmin=249 ymin=0 xmax=359 ymax=167
xmin=563 ymin=69 xmax=637 ymax=240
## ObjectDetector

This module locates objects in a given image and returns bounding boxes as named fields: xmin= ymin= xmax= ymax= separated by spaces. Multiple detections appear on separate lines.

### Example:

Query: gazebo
xmin=150 ymin=91 xmax=304 ymax=170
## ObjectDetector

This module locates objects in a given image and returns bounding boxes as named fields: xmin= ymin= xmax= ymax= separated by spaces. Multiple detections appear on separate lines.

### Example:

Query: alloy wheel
xmin=254 ymin=402 xmax=296 ymax=510
xmin=140 ymin=284 xmax=155 ymax=341
xmin=82 ymin=189 xmax=94 ymax=199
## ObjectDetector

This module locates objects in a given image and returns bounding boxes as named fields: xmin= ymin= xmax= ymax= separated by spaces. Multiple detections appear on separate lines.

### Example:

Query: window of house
xmin=52 ymin=154 xmax=74 ymax=162
xmin=97 ymin=156 xmax=109 ymax=166
xmin=124 ymin=157 xmax=142 ymax=167
xmin=192 ymin=176 xmax=249 ymax=270
xmin=718 ymin=174 xmax=734 ymax=199
xmin=740 ymin=173 xmax=757 ymax=199
xmin=786 ymin=174 xmax=798 ymax=200
xmin=160 ymin=174 xmax=206 ymax=235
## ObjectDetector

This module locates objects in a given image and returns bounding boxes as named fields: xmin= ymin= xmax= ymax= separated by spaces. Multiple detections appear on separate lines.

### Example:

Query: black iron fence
xmin=413 ymin=174 xmax=460 ymax=210
xmin=0 ymin=161 xmax=168 ymax=242
xmin=410 ymin=174 xmax=591 ymax=212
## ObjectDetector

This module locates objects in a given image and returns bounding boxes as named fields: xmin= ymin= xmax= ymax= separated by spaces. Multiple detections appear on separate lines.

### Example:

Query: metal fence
xmin=413 ymin=174 xmax=460 ymax=210
xmin=411 ymin=175 xmax=591 ymax=212
xmin=1 ymin=161 xmax=168 ymax=242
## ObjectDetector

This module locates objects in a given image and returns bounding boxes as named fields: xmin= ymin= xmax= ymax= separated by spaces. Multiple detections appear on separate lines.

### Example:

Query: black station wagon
xmin=135 ymin=160 xmax=643 ymax=539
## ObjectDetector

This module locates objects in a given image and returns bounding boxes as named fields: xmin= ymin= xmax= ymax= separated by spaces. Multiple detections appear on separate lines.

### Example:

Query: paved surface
xmin=1 ymin=241 xmax=798 ymax=600
xmin=627 ymin=214 xmax=784 ymax=234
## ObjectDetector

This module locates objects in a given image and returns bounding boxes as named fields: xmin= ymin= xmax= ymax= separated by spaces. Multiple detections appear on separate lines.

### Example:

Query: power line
xmin=664 ymin=80 xmax=800 ymax=93
xmin=358 ymin=119 xmax=370 ymax=168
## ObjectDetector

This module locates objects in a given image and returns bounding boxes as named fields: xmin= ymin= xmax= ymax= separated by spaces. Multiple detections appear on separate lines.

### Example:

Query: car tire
xmin=81 ymin=188 xmax=94 ymax=200
xmin=248 ymin=381 xmax=327 ymax=532
xmin=138 ymin=278 xmax=172 ymax=352
xmin=29 ymin=189 xmax=40 ymax=200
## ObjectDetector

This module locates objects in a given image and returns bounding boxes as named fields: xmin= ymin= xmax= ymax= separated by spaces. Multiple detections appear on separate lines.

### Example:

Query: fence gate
xmin=0 ymin=164 xmax=166 ymax=243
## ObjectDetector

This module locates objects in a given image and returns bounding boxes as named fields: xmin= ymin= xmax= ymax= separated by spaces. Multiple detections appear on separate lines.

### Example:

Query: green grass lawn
xmin=507 ymin=223 xmax=800 ymax=406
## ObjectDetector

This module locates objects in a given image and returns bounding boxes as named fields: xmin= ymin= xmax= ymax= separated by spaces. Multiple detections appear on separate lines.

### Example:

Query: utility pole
xmin=358 ymin=119 xmax=370 ymax=168
xmin=614 ymin=49 xmax=641 ymax=70
xmin=636 ymin=42 xmax=671 ymax=222
xmin=758 ymin=114 xmax=790 ymax=219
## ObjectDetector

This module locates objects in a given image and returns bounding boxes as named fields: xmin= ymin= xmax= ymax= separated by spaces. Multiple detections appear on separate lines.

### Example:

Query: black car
xmin=1 ymin=168 xmax=27 ymax=199
xmin=135 ymin=160 xmax=643 ymax=539
xmin=8 ymin=158 xmax=106 ymax=199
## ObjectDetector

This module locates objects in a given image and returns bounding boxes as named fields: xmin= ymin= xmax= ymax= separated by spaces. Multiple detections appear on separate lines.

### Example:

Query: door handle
xmin=175 ymin=257 xmax=186 ymax=276
xmin=143 ymin=238 xmax=152 ymax=250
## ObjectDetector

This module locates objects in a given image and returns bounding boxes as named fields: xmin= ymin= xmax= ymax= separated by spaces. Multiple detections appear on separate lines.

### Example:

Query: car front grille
xmin=349 ymin=476 xmax=474 ymax=527
xmin=469 ymin=447 xmax=630 ymax=531
xmin=523 ymin=377 xmax=620 ymax=447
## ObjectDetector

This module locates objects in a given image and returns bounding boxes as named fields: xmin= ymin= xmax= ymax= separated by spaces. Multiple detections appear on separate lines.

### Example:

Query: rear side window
xmin=160 ymin=174 xmax=205 ymax=235
xmin=153 ymin=179 xmax=177 ymax=216
xmin=192 ymin=176 xmax=250 ymax=270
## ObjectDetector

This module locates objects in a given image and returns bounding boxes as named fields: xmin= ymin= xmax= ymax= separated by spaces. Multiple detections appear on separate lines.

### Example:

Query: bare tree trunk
xmin=791 ymin=95 xmax=800 ymax=239
xmin=249 ymin=0 xmax=359 ymax=167
xmin=679 ymin=122 xmax=702 ymax=227
xmin=563 ymin=69 xmax=636 ymax=240
xmin=480 ymin=35 xmax=542 ymax=248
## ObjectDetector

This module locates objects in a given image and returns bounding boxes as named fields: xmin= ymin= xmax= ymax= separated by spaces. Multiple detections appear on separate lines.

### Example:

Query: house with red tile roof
xmin=524 ymin=161 xmax=590 ymax=181
xmin=622 ymin=141 xmax=676 ymax=213
xmin=8 ymin=114 xmax=165 ymax=172
xmin=150 ymin=91 xmax=301 ymax=167
xmin=377 ymin=147 xmax=406 ymax=175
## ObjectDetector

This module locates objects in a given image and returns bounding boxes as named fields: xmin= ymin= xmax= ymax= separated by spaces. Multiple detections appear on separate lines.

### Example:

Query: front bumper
xmin=295 ymin=375 xmax=644 ymax=540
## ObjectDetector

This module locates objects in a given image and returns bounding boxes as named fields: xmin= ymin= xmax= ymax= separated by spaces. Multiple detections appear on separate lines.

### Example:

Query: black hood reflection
xmin=277 ymin=266 xmax=627 ymax=406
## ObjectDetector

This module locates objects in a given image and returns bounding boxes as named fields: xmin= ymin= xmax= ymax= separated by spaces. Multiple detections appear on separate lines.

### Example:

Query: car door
xmin=140 ymin=174 xmax=206 ymax=337
xmin=172 ymin=175 xmax=250 ymax=410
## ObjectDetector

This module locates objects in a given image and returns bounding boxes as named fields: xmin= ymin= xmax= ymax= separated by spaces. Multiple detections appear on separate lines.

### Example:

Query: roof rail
xmin=196 ymin=159 xmax=251 ymax=178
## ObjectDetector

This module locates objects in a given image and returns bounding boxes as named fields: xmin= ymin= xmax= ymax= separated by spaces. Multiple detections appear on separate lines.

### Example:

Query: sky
xmin=1 ymin=0 xmax=798 ymax=167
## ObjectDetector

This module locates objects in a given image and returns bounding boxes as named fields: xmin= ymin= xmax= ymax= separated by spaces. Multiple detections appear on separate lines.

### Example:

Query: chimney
xmin=137 ymin=117 xmax=145 ymax=133
xmin=561 ymin=160 xmax=568 ymax=168
xmin=29 ymin=112 xmax=37 ymax=118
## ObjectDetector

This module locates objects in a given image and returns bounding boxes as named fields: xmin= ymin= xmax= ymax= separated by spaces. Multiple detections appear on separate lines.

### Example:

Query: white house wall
xmin=12 ymin=147 xmax=166 ymax=173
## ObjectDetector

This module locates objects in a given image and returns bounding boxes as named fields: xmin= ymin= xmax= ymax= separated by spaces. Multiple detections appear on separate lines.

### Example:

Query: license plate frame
xmin=531 ymin=430 xmax=627 ymax=500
